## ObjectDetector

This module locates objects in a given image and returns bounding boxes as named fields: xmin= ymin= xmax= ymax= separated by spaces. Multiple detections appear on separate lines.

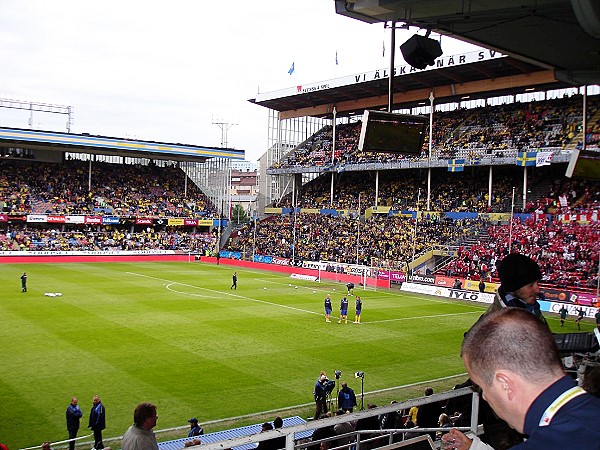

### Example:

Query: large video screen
xmin=565 ymin=149 xmax=600 ymax=180
xmin=358 ymin=110 xmax=427 ymax=155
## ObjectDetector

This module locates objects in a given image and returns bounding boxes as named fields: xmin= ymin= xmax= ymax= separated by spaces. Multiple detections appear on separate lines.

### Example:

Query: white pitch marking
xmin=128 ymin=273 xmax=483 ymax=324
xmin=165 ymin=283 xmax=214 ymax=298
xmin=126 ymin=272 xmax=321 ymax=316
xmin=363 ymin=311 xmax=480 ymax=324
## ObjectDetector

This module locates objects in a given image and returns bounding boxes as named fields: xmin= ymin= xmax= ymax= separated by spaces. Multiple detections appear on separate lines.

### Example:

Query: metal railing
xmin=194 ymin=387 xmax=479 ymax=450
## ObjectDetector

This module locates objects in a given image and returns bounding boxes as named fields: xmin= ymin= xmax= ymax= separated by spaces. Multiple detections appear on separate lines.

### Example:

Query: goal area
xmin=316 ymin=260 xmax=406 ymax=291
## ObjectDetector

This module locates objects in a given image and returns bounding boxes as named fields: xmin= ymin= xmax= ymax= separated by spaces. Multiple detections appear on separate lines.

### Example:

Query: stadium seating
xmin=158 ymin=416 xmax=312 ymax=450
xmin=0 ymin=158 xmax=217 ymax=217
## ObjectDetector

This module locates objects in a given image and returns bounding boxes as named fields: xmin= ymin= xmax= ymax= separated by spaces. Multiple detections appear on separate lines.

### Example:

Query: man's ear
xmin=495 ymin=371 xmax=516 ymax=401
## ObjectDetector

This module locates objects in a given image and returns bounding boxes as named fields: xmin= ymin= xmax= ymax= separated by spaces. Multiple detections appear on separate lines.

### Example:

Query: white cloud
xmin=0 ymin=0 xmax=482 ymax=161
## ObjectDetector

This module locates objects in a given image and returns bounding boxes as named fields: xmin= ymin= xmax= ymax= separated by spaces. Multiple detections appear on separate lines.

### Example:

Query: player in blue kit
xmin=324 ymin=294 xmax=332 ymax=323
xmin=339 ymin=296 xmax=349 ymax=323
xmin=346 ymin=282 xmax=355 ymax=296
xmin=354 ymin=296 xmax=362 ymax=323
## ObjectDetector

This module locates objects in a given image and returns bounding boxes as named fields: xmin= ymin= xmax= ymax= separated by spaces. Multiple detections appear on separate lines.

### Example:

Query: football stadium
xmin=1 ymin=2 xmax=600 ymax=450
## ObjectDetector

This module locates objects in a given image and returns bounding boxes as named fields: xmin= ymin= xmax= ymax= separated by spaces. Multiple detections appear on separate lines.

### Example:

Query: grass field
xmin=0 ymin=262 xmax=593 ymax=449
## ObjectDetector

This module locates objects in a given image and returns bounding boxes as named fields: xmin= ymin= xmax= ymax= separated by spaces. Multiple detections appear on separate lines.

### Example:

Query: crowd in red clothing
xmin=443 ymin=217 xmax=599 ymax=290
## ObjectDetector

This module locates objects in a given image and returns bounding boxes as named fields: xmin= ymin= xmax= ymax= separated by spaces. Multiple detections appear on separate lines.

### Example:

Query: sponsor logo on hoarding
xmin=290 ymin=274 xmax=318 ymax=281
xmin=47 ymin=215 xmax=66 ymax=223
xmin=272 ymin=257 xmax=290 ymax=266
xmin=449 ymin=290 xmax=481 ymax=301
xmin=27 ymin=214 xmax=47 ymax=222
xmin=65 ymin=215 xmax=85 ymax=224
xmin=548 ymin=302 xmax=598 ymax=316
xmin=412 ymin=274 xmax=435 ymax=284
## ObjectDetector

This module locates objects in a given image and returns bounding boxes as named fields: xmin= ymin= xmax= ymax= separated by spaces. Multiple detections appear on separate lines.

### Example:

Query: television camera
xmin=323 ymin=378 xmax=336 ymax=394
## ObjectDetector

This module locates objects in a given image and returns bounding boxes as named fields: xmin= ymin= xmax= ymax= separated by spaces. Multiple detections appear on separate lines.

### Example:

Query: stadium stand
xmin=274 ymin=95 xmax=599 ymax=169
xmin=0 ymin=158 xmax=217 ymax=217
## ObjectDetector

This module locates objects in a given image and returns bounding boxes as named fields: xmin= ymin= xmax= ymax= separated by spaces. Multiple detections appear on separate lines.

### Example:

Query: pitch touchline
xmin=125 ymin=272 xmax=322 ymax=316
xmin=365 ymin=311 xmax=479 ymax=324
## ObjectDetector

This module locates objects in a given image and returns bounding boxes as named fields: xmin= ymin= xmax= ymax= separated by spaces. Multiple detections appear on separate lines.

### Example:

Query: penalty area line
xmin=125 ymin=272 xmax=321 ymax=316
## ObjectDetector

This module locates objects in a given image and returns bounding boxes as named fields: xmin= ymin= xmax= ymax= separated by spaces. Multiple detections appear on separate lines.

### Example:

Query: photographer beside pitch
xmin=442 ymin=308 xmax=600 ymax=449
xmin=314 ymin=372 xmax=335 ymax=419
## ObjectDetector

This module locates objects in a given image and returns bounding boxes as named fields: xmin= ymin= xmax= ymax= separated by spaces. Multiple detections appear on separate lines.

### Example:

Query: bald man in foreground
xmin=443 ymin=308 xmax=600 ymax=449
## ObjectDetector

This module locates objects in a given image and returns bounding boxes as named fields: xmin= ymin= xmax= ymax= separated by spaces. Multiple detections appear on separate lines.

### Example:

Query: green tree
xmin=232 ymin=204 xmax=248 ymax=225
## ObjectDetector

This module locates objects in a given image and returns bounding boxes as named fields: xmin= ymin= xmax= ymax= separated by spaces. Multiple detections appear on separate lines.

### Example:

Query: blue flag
xmin=447 ymin=159 xmax=465 ymax=172
xmin=516 ymin=151 xmax=536 ymax=167
xmin=336 ymin=51 xmax=338 ymax=65
xmin=288 ymin=62 xmax=295 ymax=75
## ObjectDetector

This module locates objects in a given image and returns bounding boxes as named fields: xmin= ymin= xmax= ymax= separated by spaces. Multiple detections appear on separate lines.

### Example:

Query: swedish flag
xmin=516 ymin=151 xmax=537 ymax=167
xmin=448 ymin=159 xmax=465 ymax=172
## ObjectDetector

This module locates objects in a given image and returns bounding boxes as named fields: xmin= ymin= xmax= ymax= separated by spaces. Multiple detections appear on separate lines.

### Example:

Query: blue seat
xmin=158 ymin=416 xmax=312 ymax=450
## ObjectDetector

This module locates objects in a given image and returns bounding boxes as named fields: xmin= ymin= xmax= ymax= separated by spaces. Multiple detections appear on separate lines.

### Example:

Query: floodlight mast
xmin=212 ymin=117 xmax=238 ymax=148
xmin=0 ymin=98 xmax=74 ymax=132
xmin=410 ymin=188 xmax=421 ymax=280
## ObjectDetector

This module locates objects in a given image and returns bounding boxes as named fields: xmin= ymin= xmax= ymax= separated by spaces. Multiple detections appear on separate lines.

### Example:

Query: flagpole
xmin=356 ymin=193 xmax=361 ymax=265
xmin=522 ymin=165 xmax=528 ymax=210
xmin=331 ymin=106 xmax=337 ymax=207
xmin=411 ymin=188 xmax=421 ymax=280
xmin=509 ymin=186 xmax=515 ymax=253
xmin=427 ymin=91 xmax=434 ymax=211
xmin=596 ymin=251 xmax=599 ymax=301
xmin=292 ymin=201 xmax=297 ymax=262
xmin=388 ymin=21 xmax=396 ymax=112
xmin=253 ymin=201 xmax=257 ymax=262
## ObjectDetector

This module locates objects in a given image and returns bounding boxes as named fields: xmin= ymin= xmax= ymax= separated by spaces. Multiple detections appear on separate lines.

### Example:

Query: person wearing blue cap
xmin=187 ymin=418 xmax=203 ymax=437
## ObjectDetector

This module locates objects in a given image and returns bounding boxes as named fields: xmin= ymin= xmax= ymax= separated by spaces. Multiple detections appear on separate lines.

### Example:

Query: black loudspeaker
xmin=400 ymin=35 xmax=443 ymax=70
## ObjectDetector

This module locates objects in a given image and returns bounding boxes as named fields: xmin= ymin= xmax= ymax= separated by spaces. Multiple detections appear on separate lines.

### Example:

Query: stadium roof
xmin=0 ymin=126 xmax=245 ymax=162
xmin=250 ymin=51 xmax=567 ymax=120
xmin=250 ymin=1 xmax=598 ymax=121
xmin=334 ymin=0 xmax=600 ymax=86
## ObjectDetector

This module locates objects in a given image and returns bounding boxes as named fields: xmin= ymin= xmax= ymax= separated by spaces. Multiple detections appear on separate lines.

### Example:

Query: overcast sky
xmin=0 ymin=0 xmax=483 ymax=162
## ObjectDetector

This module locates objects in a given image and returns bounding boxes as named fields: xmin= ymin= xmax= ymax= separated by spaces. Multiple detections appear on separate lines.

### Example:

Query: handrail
xmin=193 ymin=387 xmax=479 ymax=450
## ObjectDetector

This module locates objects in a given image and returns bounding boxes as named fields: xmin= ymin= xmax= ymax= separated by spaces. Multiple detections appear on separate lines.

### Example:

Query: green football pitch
xmin=0 ymin=262 xmax=588 ymax=449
